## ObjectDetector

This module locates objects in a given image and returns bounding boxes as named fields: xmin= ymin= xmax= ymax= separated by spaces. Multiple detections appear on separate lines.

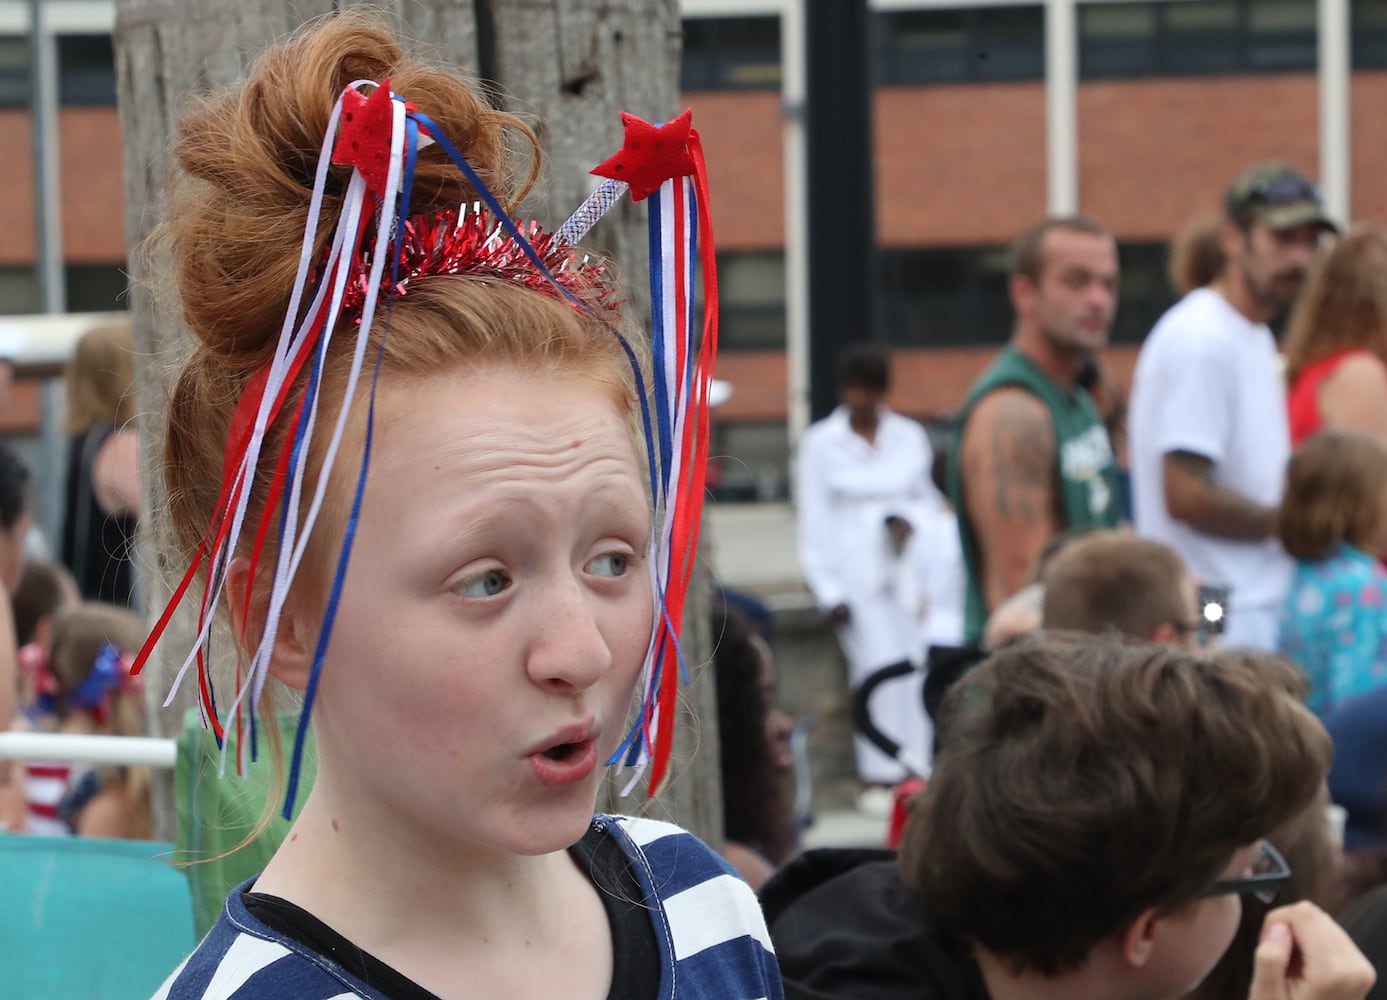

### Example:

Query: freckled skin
xmin=296 ymin=368 xmax=653 ymax=861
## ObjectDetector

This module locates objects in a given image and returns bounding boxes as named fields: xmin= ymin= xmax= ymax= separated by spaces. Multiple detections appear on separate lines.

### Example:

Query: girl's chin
xmin=503 ymin=792 xmax=603 ymax=855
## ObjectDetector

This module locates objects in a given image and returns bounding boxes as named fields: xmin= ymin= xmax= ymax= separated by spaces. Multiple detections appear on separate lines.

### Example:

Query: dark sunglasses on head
xmin=1247 ymin=173 xmax=1325 ymax=208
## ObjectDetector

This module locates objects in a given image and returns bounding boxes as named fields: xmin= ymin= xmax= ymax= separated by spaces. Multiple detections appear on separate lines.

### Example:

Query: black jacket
xmin=763 ymin=848 xmax=990 ymax=1000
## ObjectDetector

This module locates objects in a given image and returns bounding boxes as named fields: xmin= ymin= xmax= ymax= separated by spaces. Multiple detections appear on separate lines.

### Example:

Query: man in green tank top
xmin=948 ymin=217 xmax=1122 ymax=644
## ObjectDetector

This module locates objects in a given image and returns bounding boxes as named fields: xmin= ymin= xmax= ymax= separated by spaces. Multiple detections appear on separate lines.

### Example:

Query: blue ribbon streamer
xmin=283 ymin=330 xmax=387 ymax=818
xmin=647 ymin=192 xmax=673 ymax=502
xmin=282 ymin=105 xmax=418 ymax=818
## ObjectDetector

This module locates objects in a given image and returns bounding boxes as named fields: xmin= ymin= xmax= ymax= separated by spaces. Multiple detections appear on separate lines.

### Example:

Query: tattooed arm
xmin=961 ymin=387 xmax=1060 ymax=615
xmin=1162 ymin=450 xmax=1278 ymax=540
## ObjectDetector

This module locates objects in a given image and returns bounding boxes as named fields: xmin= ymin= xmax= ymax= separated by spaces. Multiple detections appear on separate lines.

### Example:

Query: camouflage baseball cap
xmin=1224 ymin=161 xmax=1339 ymax=233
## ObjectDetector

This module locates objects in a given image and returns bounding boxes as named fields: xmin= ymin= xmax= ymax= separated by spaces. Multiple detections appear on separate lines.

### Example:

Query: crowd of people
xmin=788 ymin=158 xmax=1387 ymax=998
xmin=0 ymin=316 xmax=148 ymax=840
xmin=0 ymin=10 xmax=1384 ymax=1000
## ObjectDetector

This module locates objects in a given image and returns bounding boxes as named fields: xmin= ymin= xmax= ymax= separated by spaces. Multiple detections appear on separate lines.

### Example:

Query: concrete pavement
xmin=705 ymin=501 xmax=805 ymax=596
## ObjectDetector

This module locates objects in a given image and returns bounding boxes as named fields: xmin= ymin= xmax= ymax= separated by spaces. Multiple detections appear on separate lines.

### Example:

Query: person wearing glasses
xmin=1040 ymin=530 xmax=1210 ymax=651
xmin=766 ymin=635 xmax=1373 ymax=1000
xmin=1129 ymin=162 xmax=1337 ymax=652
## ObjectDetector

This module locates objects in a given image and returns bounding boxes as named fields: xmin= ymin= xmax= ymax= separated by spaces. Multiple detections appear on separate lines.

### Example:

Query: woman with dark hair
xmin=0 ymin=441 xmax=31 ymax=598
xmin=60 ymin=320 xmax=140 ymax=607
xmin=714 ymin=601 xmax=798 ymax=890
xmin=0 ymin=440 xmax=31 ymax=794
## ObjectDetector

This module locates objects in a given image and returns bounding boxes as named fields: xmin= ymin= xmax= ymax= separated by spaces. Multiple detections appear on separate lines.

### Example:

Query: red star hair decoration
xmin=333 ymin=81 xmax=402 ymax=199
xmin=591 ymin=109 xmax=697 ymax=202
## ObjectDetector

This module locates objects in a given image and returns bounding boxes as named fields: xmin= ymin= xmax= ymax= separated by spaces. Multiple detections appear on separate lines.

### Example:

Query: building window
xmin=1080 ymin=0 xmax=1316 ymax=79
xmin=878 ymin=246 xmax=1012 ymax=347
xmin=717 ymin=251 xmax=786 ymax=351
xmin=0 ymin=266 xmax=130 ymax=315
xmin=58 ymin=34 xmax=116 ymax=106
xmin=681 ymin=16 xmax=780 ymax=91
xmin=1247 ymin=2 xmax=1318 ymax=70
xmin=0 ymin=33 xmax=117 ymax=108
xmin=0 ymin=37 xmax=29 ymax=108
xmin=709 ymin=419 xmax=790 ymax=503
xmin=875 ymin=5 xmax=1044 ymax=86
xmin=1111 ymin=243 xmax=1175 ymax=345
xmin=1353 ymin=0 xmax=1387 ymax=67
xmin=67 ymin=265 xmax=129 ymax=313
xmin=1079 ymin=4 xmax=1158 ymax=76
xmin=0 ymin=268 xmax=40 ymax=315
xmin=878 ymin=242 xmax=1174 ymax=349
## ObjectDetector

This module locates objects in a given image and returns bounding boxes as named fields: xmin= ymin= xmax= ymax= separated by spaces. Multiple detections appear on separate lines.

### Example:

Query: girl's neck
xmin=255 ymin=782 xmax=575 ymax=945
xmin=254 ymin=786 xmax=613 ymax=998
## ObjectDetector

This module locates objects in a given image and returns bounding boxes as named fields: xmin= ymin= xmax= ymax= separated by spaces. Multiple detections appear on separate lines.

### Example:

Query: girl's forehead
xmin=371 ymin=371 xmax=642 ymax=472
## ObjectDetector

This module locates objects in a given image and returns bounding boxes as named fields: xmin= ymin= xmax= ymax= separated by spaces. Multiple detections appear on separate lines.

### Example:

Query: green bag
xmin=174 ymin=709 xmax=316 ymax=938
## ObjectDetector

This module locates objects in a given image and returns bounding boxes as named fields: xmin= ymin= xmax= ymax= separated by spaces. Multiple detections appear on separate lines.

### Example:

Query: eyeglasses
xmin=1173 ymin=585 xmax=1229 ymax=647
xmin=1197 ymin=585 xmax=1228 ymax=637
xmin=1202 ymin=841 xmax=1292 ymax=906
xmin=1172 ymin=619 xmax=1214 ymax=648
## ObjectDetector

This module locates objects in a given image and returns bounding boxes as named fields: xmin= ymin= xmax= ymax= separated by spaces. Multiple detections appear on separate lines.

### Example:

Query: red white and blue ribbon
xmin=584 ymin=111 xmax=719 ymax=795
xmin=132 ymin=83 xmax=718 ymax=812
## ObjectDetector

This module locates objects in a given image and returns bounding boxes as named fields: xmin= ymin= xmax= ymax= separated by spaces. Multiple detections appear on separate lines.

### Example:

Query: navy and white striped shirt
xmin=153 ymin=814 xmax=783 ymax=1000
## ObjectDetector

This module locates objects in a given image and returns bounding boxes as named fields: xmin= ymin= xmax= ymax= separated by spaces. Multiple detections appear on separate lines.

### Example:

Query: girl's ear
xmin=225 ymin=556 xmax=314 ymax=691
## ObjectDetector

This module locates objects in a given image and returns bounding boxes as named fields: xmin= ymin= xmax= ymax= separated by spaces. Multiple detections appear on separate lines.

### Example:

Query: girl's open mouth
xmin=529 ymin=738 xmax=598 ymax=786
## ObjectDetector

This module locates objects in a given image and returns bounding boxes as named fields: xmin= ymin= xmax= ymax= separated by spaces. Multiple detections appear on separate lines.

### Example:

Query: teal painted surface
xmin=0 ymin=835 xmax=194 ymax=998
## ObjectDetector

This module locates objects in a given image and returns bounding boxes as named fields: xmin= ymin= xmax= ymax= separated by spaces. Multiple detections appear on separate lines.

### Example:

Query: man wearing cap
xmin=1129 ymin=161 xmax=1337 ymax=651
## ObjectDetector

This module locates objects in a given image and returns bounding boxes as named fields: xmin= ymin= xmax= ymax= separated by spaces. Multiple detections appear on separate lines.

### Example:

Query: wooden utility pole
xmin=114 ymin=1 xmax=719 ymax=845
xmin=114 ymin=0 xmax=340 ymax=844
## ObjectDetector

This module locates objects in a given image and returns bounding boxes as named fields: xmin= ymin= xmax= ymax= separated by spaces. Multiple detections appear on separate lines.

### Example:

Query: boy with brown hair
xmin=1041 ymin=530 xmax=1203 ymax=650
xmin=767 ymin=635 xmax=1372 ymax=1000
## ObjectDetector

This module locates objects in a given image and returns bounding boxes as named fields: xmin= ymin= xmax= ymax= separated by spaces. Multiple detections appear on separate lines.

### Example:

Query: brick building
xmin=686 ymin=0 xmax=1387 ymax=500
xmin=5 ymin=0 xmax=1386 ymax=502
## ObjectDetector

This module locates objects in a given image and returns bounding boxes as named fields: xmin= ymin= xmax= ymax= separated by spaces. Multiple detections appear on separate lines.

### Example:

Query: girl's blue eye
xmin=587 ymin=553 xmax=629 ymax=578
xmin=455 ymin=568 xmax=510 ymax=598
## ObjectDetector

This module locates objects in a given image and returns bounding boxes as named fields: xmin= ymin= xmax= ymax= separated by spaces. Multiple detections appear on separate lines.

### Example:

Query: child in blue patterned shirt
xmin=1278 ymin=430 xmax=1387 ymax=716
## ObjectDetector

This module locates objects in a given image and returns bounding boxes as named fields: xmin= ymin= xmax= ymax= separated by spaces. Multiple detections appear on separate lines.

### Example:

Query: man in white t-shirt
xmin=1129 ymin=162 xmax=1337 ymax=650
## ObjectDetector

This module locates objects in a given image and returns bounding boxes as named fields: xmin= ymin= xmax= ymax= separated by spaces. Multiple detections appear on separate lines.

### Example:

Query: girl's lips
xmin=528 ymin=738 xmax=598 ymax=786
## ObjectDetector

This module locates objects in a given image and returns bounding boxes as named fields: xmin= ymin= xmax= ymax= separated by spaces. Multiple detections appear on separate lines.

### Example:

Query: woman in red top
xmin=1285 ymin=225 xmax=1387 ymax=446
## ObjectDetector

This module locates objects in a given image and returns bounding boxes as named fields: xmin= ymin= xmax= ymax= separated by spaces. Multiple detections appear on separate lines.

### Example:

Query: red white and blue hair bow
xmin=133 ymin=80 xmax=718 ymax=814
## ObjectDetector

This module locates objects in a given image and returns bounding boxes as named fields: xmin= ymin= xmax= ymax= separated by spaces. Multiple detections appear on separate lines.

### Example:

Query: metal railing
xmin=0 ymin=730 xmax=176 ymax=768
